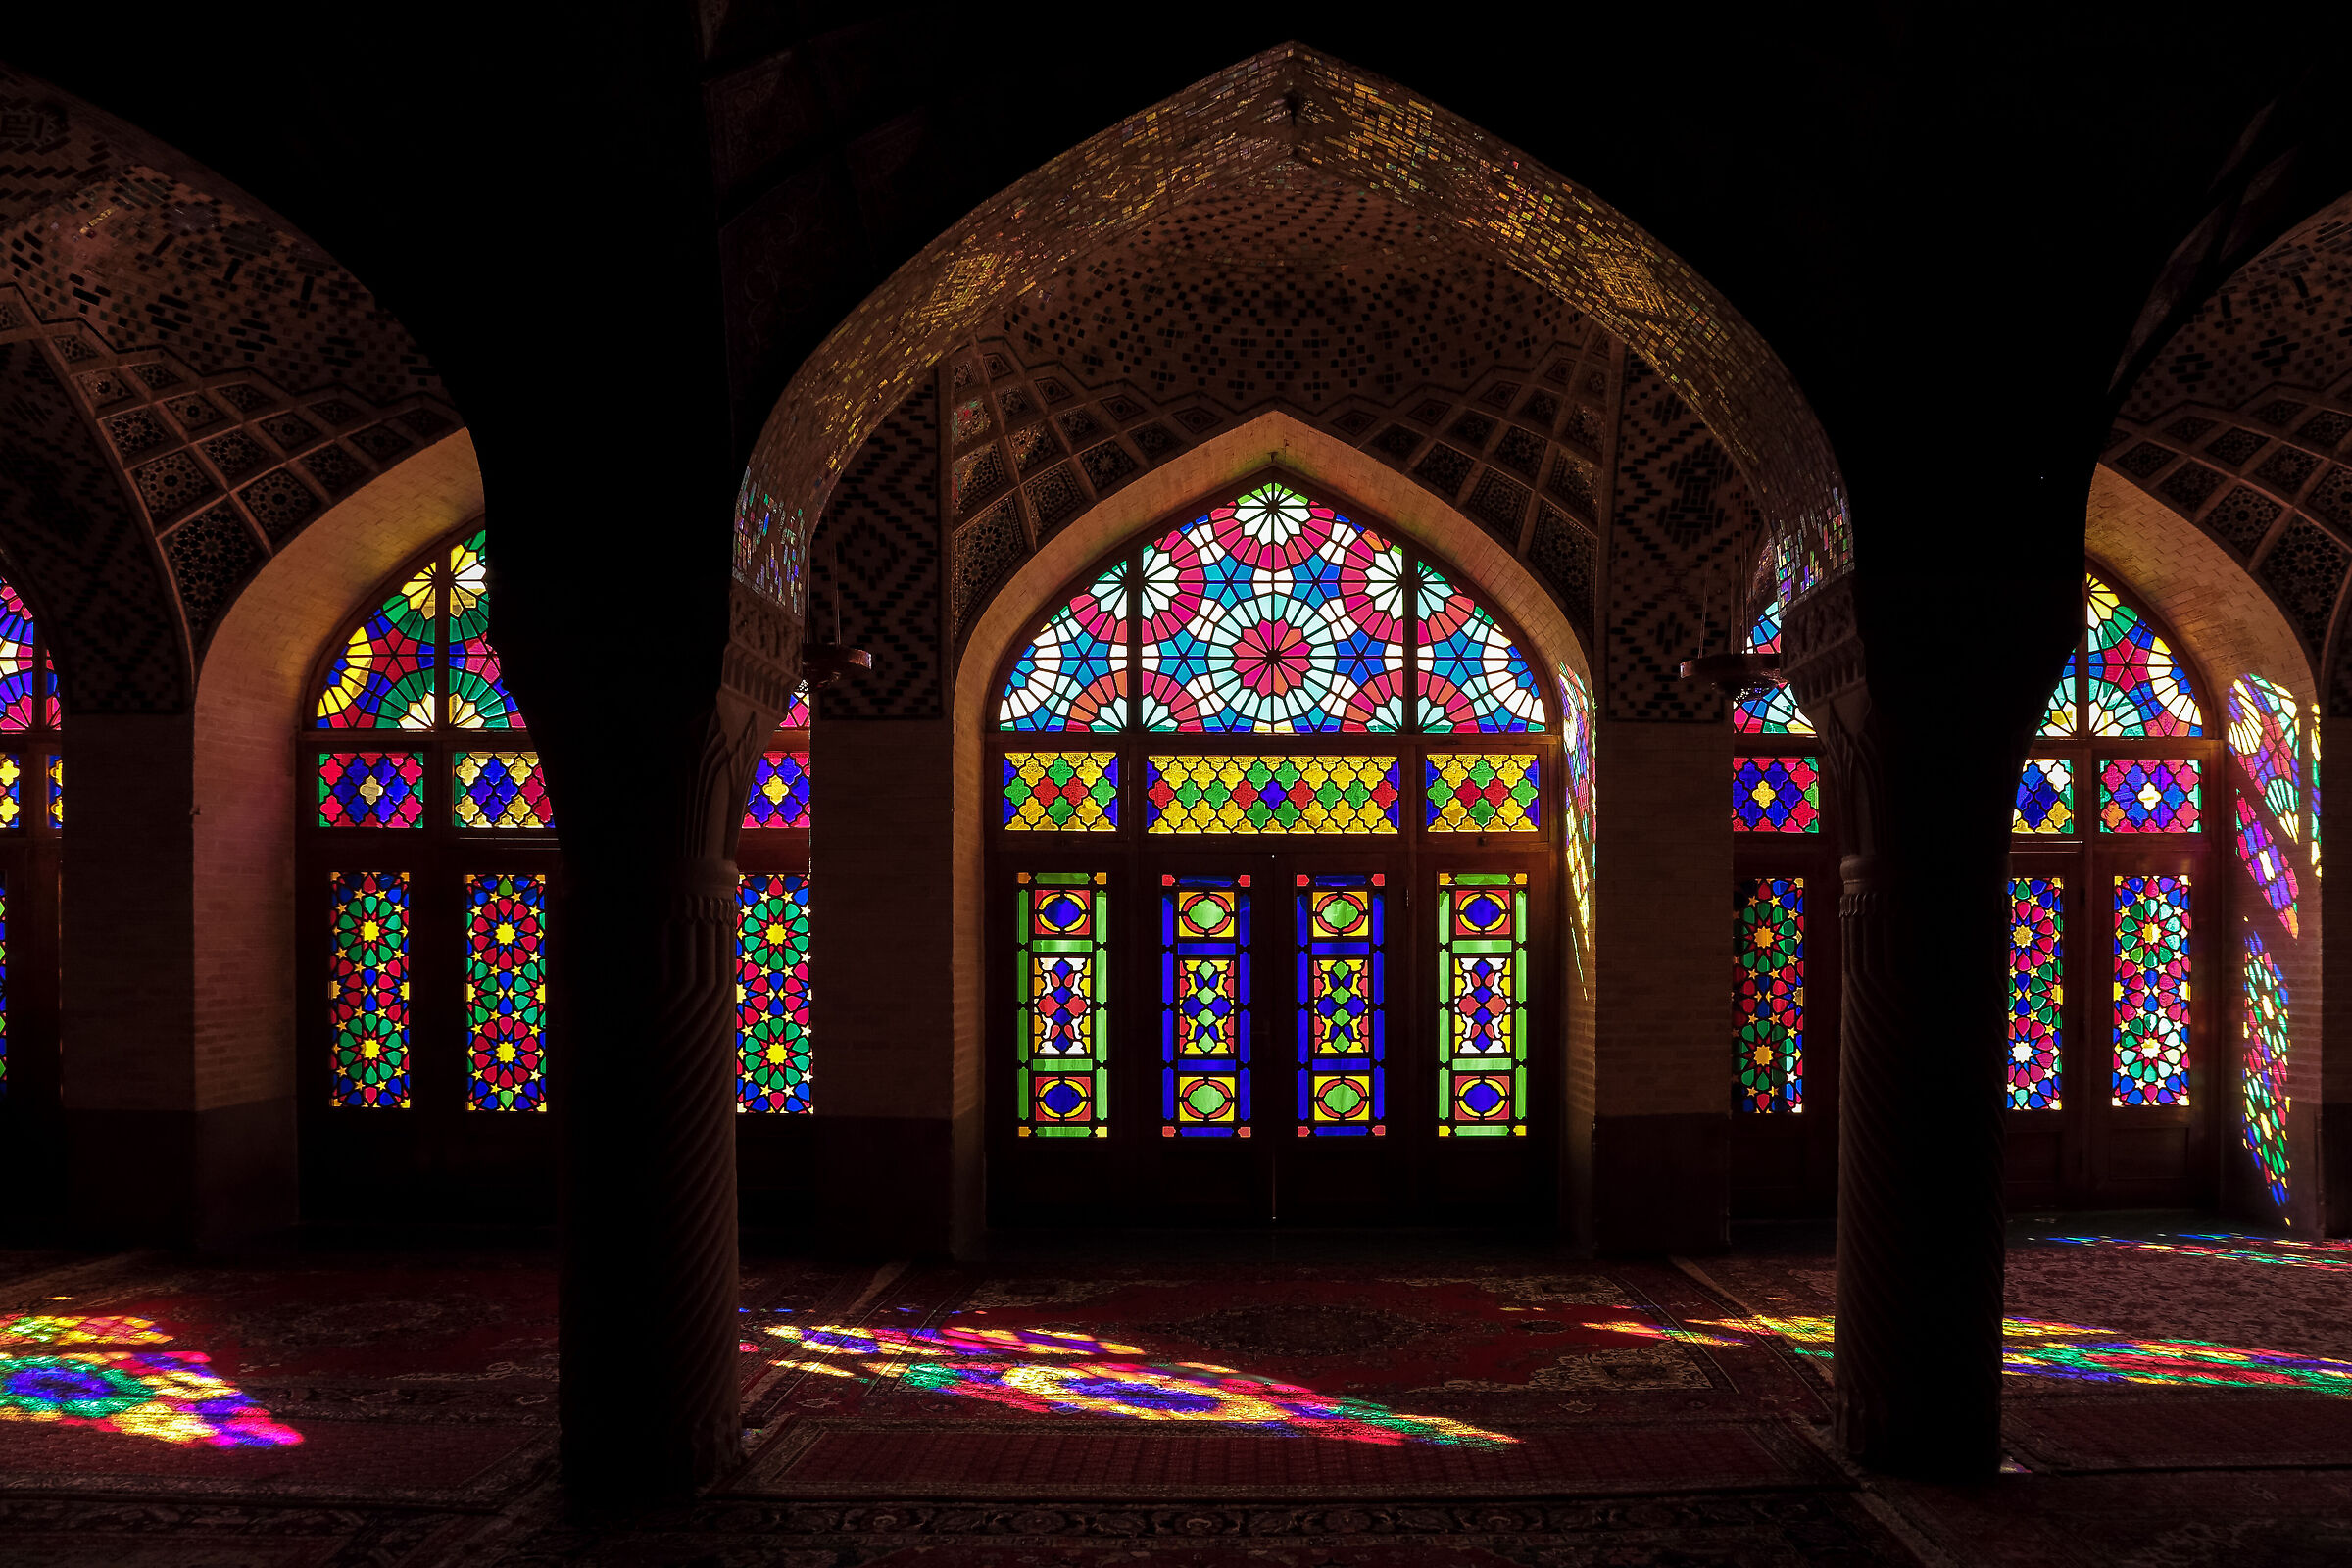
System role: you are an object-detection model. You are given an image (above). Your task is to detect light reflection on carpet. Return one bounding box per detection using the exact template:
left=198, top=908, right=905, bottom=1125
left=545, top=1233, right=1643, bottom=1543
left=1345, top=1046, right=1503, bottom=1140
left=2045, top=1232, right=2352, bottom=1272
left=0, top=1315, right=302, bottom=1447
left=761, top=1321, right=1517, bottom=1448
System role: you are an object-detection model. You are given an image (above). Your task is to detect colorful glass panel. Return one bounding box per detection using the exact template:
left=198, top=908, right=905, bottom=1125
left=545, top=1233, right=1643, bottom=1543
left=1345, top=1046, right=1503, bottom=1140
left=45, top=756, right=60, bottom=829
left=738, top=873, right=812, bottom=1114
left=2099, top=759, right=2200, bottom=834
left=454, top=752, right=555, bottom=829
left=328, top=870, right=410, bottom=1107
left=1002, top=751, right=1118, bottom=831
left=315, top=564, right=435, bottom=729
left=316, top=753, right=424, bottom=828
left=2242, top=932, right=2290, bottom=1210
left=1732, top=601, right=1812, bottom=735
left=2227, top=675, right=2301, bottom=840
left=1002, top=562, right=1130, bottom=731
left=465, top=873, right=547, bottom=1111
left=1734, top=756, right=1820, bottom=833
left=1162, top=874, right=1249, bottom=1136
left=1297, top=874, right=1385, bottom=1136
left=2039, top=649, right=2079, bottom=736
left=1416, top=562, right=1545, bottom=733
left=2086, top=574, right=2203, bottom=736
left=2312, top=706, right=2323, bottom=874
left=2015, top=759, right=2074, bottom=834
left=1736, top=877, right=1804, bottom=1113
left=782, top=681, right=811, bottom=730
left=1561, top=668, right=1595, bottom=940
left=1438, top=871, right=1527, bottom=1134
left=38, top=648, right=57, bottom=731
left=446, top=532, right=523, bottom=729
left=0, top=582, right=35, bottom=733
left=0, top=756, right=20, bottom=830
left=2008, top=877, right=2063, bottom=1109
left=2113, top=874, right=2191, bottom=1105
left=744, top=752, right=811, bottom=829
left=1138, top=483, right=1407, bottom=732
left=1143, top=755, right=1399, bottom=835
left=1424, top=754, right=1542, bottom=832
left=2234, top=797, right=2300, bottom=937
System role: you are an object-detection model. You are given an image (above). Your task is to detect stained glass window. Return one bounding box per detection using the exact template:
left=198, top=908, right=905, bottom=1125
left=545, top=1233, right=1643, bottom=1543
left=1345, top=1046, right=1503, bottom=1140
left=1732, top=601, right=1812, bottom=735
left=1002, top=562, right=1129, bottom=731
left=464, top=873, right=547, bottom=1111
left=1002, top=752, right=1118, bottom=831
left=744, top=752, right=811, bottom=829
left=1143, top=755, right=1399, bottom=835
left=1733, top=757, right=1820, bottom=833
left=1561, top=668, right=1594, bottom=939
left=1417, top=563, right=1545, bottom=733
left=1437, top=871, right=1527, bottom=1134
left=317, top=753, right=425, bottom=828
left=2014, top=759, right=2074, bottom=834
left=2241, top=932, right=2290, bottom=1210
left=2099, top=760, right=2200, bottom=833
left=2008, top=877, right=2062, bottom=1109
left=1297, top=874, right=1384, bottom=1136
left=1424, top=754, right=1542, bottom=832
left=2234, top=798, right=2300, bottom=937
left=2113, top=874, right=2190, bottom=1105
left=0, top=584, right=35, bottom=733
left=454, top=753, right=555, bottom=829
left=445, top=532, right=523, bottom=729
left=2312, top=706, right=2323, bottom=875
left=2086, top=575, right=2203, bottom=736
left=328, top=871, right=410, bottom=1108
left=1139, top=484, right=1407, bottom=733
left=2227, top=675, right=2301, bottom=840
left=738, top=873, right=811, bottom=1114
left=2038, top=649, right=2079, bottom=736
left=1162, top=874, right=1249, bottom=1136
left=1735, top=877, right=1804, bottom=1113
left=316, top=564, right=436, bottom=729
left=45, top=757, right=60, bottom=829
left=0, top=756, right=21, bottom=830
left=782, top=682, right=812, bottom=729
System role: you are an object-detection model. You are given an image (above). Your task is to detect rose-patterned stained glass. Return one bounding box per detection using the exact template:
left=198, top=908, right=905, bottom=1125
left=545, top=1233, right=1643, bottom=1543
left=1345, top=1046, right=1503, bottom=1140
left=1144, top=755, right=1400, bottom=835
left=744, top=752, right=810, bottom=828
left=781, top=681, right=811, bottom=730
left=1560, top=668, right=1595, bottom=940
left=446, top=532, right=523, bottom=729
left=2113, top=874, right=2191, bottom=1106
left=465, top=873, right=547, bottom=1111
left=2099, top=759, right=2201, bottom=834
left=2227, top=675, right=2301, bottom=840
left=1002, top=752, right=1118, bottom=831
left=315, top=562, right=436, bottom=729
left=1297, top=874, right=1385, bottom=1135
left=316, top=753, right=424, bottom=828
left=1732, top=601, right=1812, bottom=735
left=2234, top=798, right=2300, bottom=937
left=454, top=752, right=555, bottom=829
left=738, top=873, right=811, bottom=1114
left=1424, top=754, right=1542, bottom=833
left=2008, top=877, right=2063, bottom=1109
left=1162, top=874, right=1250, bottom=1137
left=1438, top=871, right=1527, bottom=1135
left=1018, top=873, right=1109, bottom=1136
left=0, top=582, right=35, bottom=733
left=328, top=871, right=410, bottom=1108
left=2038, top=649, right=2079, bottom=737
left=1736, top=877, right=1804, bottom=1113
left=1416, top=562, right=1546, bottom=733
left=1001, top=561, right=1130, bottom=731
left=45, top=757, right=60, bottom=829
left=1138, top=483, right=1407, bottom=733
left=2015, top=759, right=2074, bottom=834
left=0, top=756, right=21, bottom=830
left=1734, top=757, right=1820, bottom=833
left=2086, top=574, right=2203, bottom=736
left=2241, top=932, right=2290, bottom=1210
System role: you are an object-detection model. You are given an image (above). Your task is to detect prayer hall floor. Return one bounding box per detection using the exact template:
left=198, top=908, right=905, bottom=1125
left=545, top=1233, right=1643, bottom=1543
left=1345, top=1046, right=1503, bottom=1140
left=2, top=1218, right=2350, bottom=1565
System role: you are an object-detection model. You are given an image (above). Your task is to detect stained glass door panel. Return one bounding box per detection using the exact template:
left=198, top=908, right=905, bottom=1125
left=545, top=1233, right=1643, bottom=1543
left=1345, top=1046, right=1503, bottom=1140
left=1143, top=854, right=1276, bottom=1222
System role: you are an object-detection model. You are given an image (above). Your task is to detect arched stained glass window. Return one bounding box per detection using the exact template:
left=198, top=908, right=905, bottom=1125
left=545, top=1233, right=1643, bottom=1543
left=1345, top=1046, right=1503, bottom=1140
left=2227, top=675, right=2301, bottom=839
left=1417, top=564, right=1544, bottom=733
left=2085, top=574, right=2202, bottom=737
left=1002, top=562, right=1128, bottom=732
left=1732, top=602, right=1812, bottom=736
left=0, top=572, right=63, bottom=1101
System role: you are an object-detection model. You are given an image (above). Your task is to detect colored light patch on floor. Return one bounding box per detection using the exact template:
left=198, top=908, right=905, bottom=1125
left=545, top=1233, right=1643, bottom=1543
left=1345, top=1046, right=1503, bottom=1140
left=2044, top=1234, right=2352, bottom=1272
left=0, top=1316, right=299, bottom=1448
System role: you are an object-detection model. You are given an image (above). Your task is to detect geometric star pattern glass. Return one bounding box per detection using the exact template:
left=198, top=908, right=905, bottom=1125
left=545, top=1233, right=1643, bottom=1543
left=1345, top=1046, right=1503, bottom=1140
left=2039, top=649, right=2080, bottom=736
left=1001, top=562, right=1129, bottom=731
left=2085, top=574, right=2203, bottom=736
left=464, top=873, right=547, bottom=1112
left=2015, top=759, right=2074, bottom=834
left=1437, top=871, right=1527, bottom=1135
left=1734, top=756, right=1820, bottom=833
left=1162, top=875, right=1250, bottom=1136
left=1001, top=752, right=1118, bottom=831
left=315, top=561, right=436, bottom=729
left=1423, top=754, right=1541, bottom=832
left=1417, top=562, right=1546, bottom=733
left=2234, top=797, right=2300, bottom=938
left=2241, top=931, right=2290, bottom=1211
left=2113, top=874, right=2191, bottom=1106
left=1296, top=873, right=1385, bottom=1136
left=316, top=752, right=425, bottom=828
left=743, top=752, right=811, bottom=829
left=1732, top=600, right=1813, bottom=735
left=2099, top=759, right=2200, bottom=834
left=328, top=870, right=411, bottom=1108
left=454, top=753, right=555, bottom=829
left=0, top=582, right=37, bottom=734
left=445, top=532, right=523, bottom=730
left=2227, top=674, right=2301, bottom=841
left=1735, top=876, right=1804, bottom=1113
left=1144, top=755, right=1400, bottom=835
left=1139, top=484, right=1407, bottom=733
left=1018, top=873, right=1110, bottom=1137
left=737, top=873, right=811, bottom=1114
left=2008, top=877, right=2063, bottom=1109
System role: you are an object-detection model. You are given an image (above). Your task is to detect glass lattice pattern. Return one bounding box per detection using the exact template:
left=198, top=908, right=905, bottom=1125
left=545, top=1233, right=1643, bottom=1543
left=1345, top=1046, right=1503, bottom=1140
left=1144, top=755, right=1400, bottom=834
left=1437, top=872, right=1527, bottom=1135
left=1296, top=873, right=1386, bottom=1136
left=1017, top=873, right=1109, bottom=1136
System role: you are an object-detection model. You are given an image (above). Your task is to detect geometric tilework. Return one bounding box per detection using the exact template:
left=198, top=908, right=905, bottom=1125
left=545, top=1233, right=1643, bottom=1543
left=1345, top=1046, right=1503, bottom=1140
left=811, top=383, right=941, bottom=719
